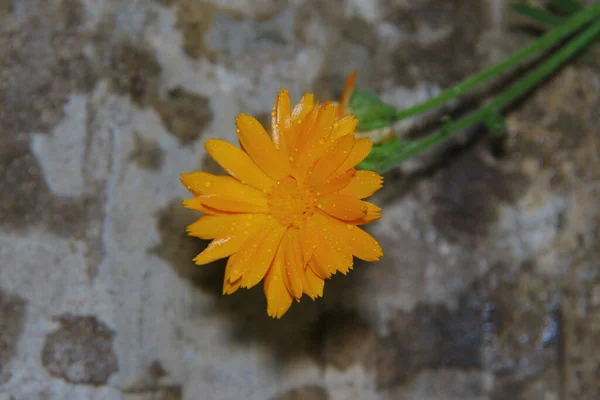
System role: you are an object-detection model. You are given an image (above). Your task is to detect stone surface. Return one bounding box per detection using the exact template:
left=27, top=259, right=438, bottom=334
left=1, top=0, right=599, bottom=399
left=41, top=315, right=118, bottom=385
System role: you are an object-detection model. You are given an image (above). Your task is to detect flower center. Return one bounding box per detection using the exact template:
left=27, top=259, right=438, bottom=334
left=267, top=176, right=316, bottom=228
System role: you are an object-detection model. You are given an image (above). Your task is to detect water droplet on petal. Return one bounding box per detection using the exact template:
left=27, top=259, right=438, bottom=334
left=346, top=224, right=354, bottom=230
left=318, top=139, right=325, bottom=145
left=204, top=181, right=212, bottom=188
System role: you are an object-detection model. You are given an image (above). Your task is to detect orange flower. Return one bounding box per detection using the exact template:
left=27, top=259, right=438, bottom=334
left=181, top=87, right=383, bottom=318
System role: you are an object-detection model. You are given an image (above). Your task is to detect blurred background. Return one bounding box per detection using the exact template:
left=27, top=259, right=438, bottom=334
left=1, top=0, right=599, bottom=399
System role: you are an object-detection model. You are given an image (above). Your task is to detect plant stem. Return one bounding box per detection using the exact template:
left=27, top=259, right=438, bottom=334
left=371, top=18, right=600, bottom=174
left=393, top=2, right=600, bottom=121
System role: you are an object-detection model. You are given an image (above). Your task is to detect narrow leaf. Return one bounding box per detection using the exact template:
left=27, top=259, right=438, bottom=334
left=549, top=0, right=583, bottom=14
left=510, top=3, right=565, bottom=29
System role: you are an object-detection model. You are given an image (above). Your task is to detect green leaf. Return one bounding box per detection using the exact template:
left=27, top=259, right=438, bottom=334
left=510, top=3, right=565, bottom=29
left=549, top=0, right=583, bottom=14
left=348, top=90, right=397, bottom=132
left=357, top=137, right=403, bottom=170
left=482, top=108, right=507, bottom=136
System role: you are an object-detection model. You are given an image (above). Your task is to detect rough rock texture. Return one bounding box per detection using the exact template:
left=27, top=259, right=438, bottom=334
left=1, top=0, right=599, bottom=399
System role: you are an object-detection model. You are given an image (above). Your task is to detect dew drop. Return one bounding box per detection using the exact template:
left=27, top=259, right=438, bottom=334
left=346, top=224, right=353, bottom=230
left=298, top=119, right=303, bottom=124
left=289, top=156, right=293, bottom=161
left=236, top=128, right=240, bottom=133
left=316, top=191, right=321, bottom=196
left=204, top=181, right=212, bottom=188
left=271, top=110, right=276, bottom=117
left=318, top=139, right=325, bottom=145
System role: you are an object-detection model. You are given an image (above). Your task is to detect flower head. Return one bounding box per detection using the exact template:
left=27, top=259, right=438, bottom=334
left=181, top=84, right=383, bottom=318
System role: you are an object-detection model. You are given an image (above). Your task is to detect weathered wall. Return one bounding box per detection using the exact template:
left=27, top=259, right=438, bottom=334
left=1, top=0, right=599, bottom=399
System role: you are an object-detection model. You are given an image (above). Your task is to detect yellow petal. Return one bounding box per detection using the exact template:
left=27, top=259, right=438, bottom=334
left=337, top=170, right=383, bottom=199
left=310, top=134, right=355, bottom=185
left=196, top=194, right=268, bottom=213
left=264, top=249, right=293, bottom=318
left=227, top=217, right=279, bottom=282
left=271, top=89, right=291, bottom=154
left=192, top=215, right=268, bottom=265
left=330, top=115, right=358, bottom=141
left=205, top=139, right=274, bottom=192
left=236, top=114, right=290, bottom=181
left=317, top=193, right=367, bottom=221
left=240, top=224, right=286, bottom=289
left=186, top=214, right=256, bottom=240
left=302, top=266, right=324, bottom=300
left=283, top=229, right=304, bottom=300
left=329, top=219, right=383, bottom=262
left=334, top=138, right=372, bottom=174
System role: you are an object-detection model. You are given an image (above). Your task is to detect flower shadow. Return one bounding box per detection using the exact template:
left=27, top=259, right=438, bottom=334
left=188, top=253, right=369, bottom=364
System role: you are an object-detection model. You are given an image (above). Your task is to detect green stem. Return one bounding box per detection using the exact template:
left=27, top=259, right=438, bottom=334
left=371, top=19, right=600, bottom=174
left=393, top=2, right=600, bottom=121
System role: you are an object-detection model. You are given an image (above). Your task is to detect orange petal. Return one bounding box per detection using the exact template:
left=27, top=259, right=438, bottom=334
left=337, top=170, right=383, bottom=199
left=223, top=253, right=243, bottom=294
left=236, top=114, right=290, bottom=181
left=192, top=215, right=268, bottom=265
left=334, top=138, right=372, bottom=174
left=316, top=169, right=355, bottom=195
left=317, top=193, right=367, bottom=221
left=348, top=201, right=382, bottom=225
left=182, top=197, right=219, bottom=215
left=264, top=249, right=293, bottom=318
left=181, top=172, right=268, bottom=200
left=240, top=224, right=286, bottom=289
left=294, top=102, right=336, bottom=175
left=302, top=266, right=324, bottom=300
left=186, top=214, right=257, bottom=240
left=298, top=220, right=316, bottom=269
left=205, top=139, right=274, bottom=192
left=290, top=93, right=315, bottom=124
left=288, top=93, right=316, bottom=152
left=336, top=70, right=356, bottom=120
left=283, top=229, right=304, bottom=300
left=308, top=257, right=331, bottom=280
left=223, top=277, right=242, bottom=295
left=310, top=134, right=355, bottom=185
left=226, top=217, right=281, bottom=282
left=271, top=89, right=291, bottom=154
left=330, top=115, right=358, bottom=141
left=196, top=194, right=268, bottom=213
left=328, top=219, right=383, bottom=262
left=290, top=105, right=319, bottom=164
left=312, top=212, right=353, bottom=274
